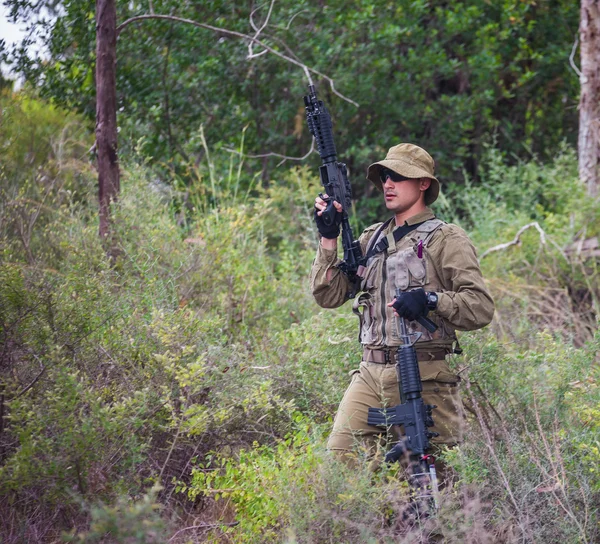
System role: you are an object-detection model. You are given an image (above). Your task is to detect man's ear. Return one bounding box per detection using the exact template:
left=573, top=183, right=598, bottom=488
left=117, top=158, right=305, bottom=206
left=419, top=178, right=432, bottom=192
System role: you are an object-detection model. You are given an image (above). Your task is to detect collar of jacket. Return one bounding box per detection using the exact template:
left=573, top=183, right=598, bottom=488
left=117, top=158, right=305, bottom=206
left=384, top=207, right=436, bottom=234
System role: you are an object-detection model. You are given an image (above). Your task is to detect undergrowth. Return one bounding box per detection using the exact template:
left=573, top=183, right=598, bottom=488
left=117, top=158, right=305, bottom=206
left=1, top=91, right=599, bottom=543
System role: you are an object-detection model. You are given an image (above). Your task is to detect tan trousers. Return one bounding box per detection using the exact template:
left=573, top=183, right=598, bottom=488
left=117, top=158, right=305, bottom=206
left=327, top=358, right=465, bottom=465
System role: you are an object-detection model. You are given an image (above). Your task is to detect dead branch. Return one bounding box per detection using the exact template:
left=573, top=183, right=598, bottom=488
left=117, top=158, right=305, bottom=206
left=569, top=35, right=582, bottom=78
left=248, top=0, right=276, bottom=58
left=479, top=221, right=568, bottom=261
left=168, top=522, right=239, bottom=542
left=116, top=14, right=359, bottom=107
left=223, top=137, right=315, bottom=167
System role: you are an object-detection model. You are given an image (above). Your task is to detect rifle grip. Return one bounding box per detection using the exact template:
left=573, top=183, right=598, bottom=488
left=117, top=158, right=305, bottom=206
left=417, top=316, right=438, bottom=333
left=319, top=194, right=337, bottom=227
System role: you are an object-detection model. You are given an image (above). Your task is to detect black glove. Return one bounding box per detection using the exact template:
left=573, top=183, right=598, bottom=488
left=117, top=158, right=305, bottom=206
left=314, top=202, right=342, bottom=239
left=392, top=288, right=429, bottom=321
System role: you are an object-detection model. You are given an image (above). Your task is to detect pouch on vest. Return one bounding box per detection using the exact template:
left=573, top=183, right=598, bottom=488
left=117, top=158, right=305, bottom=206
left=391, top=247, right=427, bottom=291
left=360, top=256, right=380, bottom=291
left=352, top=292, right=377, bottom=344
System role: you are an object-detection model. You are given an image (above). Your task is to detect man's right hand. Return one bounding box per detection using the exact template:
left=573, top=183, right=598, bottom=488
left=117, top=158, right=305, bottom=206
left=314, top=193, right=343, bottom=239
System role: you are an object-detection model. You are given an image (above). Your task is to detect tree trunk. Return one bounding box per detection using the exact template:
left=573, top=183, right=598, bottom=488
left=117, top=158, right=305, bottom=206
left=579, top=0, right=600, bottom=197
left=96, top=0, right=120, bottom=241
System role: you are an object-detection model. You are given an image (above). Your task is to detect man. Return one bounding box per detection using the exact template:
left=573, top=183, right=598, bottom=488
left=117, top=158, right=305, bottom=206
left=310, top=143, right=494, bottom=476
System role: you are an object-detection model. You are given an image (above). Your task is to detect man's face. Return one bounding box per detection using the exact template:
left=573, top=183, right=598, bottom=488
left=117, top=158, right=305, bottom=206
left=382, top=174, right=430, bottom=214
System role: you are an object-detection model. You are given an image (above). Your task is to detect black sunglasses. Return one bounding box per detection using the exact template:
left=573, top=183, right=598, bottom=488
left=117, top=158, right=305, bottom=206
left=379, top=167, right=411, bottom=183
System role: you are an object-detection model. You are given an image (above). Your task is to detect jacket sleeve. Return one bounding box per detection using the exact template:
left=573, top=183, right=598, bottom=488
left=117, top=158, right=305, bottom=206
left=309, top=245, right=349, bottom=308
left=428, top=224, right=495, bottom=331
left=310, top=223, right=383, bottom=309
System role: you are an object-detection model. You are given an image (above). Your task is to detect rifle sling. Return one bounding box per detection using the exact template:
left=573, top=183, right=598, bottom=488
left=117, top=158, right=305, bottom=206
left=364, top=219, right=426, bottom=262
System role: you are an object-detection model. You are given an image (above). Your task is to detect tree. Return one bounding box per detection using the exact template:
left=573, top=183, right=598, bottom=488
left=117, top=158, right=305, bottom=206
left=4, top=0, right=352, bottom=245
left=4, top=1, right=581, bottom=196
left=578, top=0, right=600, bottom=196
left=96, top=0, right=119, bottom=242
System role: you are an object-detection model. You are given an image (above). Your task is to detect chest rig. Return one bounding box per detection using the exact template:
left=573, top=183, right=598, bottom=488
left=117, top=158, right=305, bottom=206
left=352, top=218, right=457, bottom=348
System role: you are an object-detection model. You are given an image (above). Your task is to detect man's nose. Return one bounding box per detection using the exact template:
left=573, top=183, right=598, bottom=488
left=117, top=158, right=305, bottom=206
left=383, top=176, right=395, bottom=189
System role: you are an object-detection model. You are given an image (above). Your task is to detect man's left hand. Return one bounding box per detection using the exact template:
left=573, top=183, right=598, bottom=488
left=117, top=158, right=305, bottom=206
left=388, top=288, right=429, bottom=321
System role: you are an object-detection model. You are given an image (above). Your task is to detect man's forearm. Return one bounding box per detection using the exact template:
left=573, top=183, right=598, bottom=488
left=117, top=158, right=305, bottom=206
left=310, top=240, right=350, bottom=308
left=320, top=237, right=337, bottom=280
left=320, top=236, right=337, bottom=251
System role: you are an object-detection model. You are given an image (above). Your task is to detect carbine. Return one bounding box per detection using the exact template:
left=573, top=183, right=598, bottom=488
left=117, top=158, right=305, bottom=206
left=303, top=84, right=364, bottom=297
left=368, top=288, right=440, bottom=511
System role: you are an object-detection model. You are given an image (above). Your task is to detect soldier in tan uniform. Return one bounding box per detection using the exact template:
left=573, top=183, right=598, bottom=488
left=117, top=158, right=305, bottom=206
left=311, top=143, right=494, bottom=474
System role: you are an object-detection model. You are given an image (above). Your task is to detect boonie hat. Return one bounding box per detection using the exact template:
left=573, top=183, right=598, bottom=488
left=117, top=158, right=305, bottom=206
left=367, top=143, right=440, bottom=205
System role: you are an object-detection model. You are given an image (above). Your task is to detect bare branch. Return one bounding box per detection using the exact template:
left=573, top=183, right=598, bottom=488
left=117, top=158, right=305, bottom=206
left=464, top=377, right=521, bottom=514
left=168, top=522, right=239, bottom=542
left=223, top=137, right=315, bottom=167
left=116, top=14, right=358, bottom=106
left=248, top=0, right=276, bottom=58
left=281, top=9, right=310, bottom=31
left=16, top=351, right=46, bottom=398
left=569, top=35, right=582, bottom=78
left=479, top=221, right=568, bottom=261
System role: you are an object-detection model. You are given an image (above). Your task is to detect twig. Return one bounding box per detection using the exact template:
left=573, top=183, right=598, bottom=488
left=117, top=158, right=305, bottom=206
left=223, top=138, right=315, bottom=167
left=159, top=422, right=182, bottom=483
left=479, top=221, right=568, bottom=261
left=532, top=394, right=589, bottom=543
left=464, top=377, right=520, bottom=513
left=168, top=522, right=239, bottom=541
left=281, top=9, right=310, bottom=30
left=569, top=35, right=582, bottom=78
left=116, top=14, right=359, bottom=107
left=248, top=0, right=276, bottom=58
left=15, top=352, right=46, bottom=398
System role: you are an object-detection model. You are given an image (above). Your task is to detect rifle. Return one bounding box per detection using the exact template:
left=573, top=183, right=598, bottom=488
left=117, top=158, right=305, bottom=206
left=303, top=84, right=364, bottom=296
left=303, top=84, right=439, bottom=335
left=368, top=288, right=440, bottom=511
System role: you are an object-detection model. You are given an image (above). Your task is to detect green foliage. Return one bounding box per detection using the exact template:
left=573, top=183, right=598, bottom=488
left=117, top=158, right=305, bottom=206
left=185, top=419, right=386, bottom=543
left=1, top=90, right=599, bottom=542
left=187, top=421, right=319, bottom=541
left=4, top=0, right=579, bottom=191
left=65, top=484, right=166, bottom=543
left=438, top=146, right=599, bottom=347
left=444, top=327, right=600, bottom=542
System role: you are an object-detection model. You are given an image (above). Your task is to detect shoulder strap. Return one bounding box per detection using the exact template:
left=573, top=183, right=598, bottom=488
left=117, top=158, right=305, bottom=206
left=416, top=218, right=445, bottom=248
left=364, top=218, right=393, bottom=261
left=365, top=220, right=425, bottom=261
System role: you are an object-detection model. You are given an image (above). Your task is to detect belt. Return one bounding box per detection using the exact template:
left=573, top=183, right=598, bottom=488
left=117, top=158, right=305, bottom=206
left=363, top=347, right=447, bottom=364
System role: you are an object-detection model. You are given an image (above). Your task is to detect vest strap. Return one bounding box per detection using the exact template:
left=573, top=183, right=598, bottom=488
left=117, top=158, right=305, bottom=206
left=365, top=219, right=425, bottom=261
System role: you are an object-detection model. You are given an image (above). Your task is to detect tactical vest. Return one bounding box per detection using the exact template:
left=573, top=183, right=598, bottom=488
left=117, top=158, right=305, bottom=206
left=352, top=218, right=458, bottom=349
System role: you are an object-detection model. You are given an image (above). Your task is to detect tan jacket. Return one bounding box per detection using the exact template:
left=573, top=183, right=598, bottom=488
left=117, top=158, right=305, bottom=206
left=310, top=208, right=494, bottom=351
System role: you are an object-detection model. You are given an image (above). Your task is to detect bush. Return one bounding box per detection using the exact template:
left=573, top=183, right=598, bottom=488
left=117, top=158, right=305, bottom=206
left=1, top=90, right=599, bottom=542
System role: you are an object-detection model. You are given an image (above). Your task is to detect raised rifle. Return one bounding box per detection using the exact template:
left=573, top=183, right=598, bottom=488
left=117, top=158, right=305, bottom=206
left=368, top=288, right=440, bottom=510
left=303, top=85, right=439, bottom=335
left=303, top=84, right=364, bottom=297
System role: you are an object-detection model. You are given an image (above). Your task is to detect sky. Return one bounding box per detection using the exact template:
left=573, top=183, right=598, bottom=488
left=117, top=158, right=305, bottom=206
left=1, top=4, right=27, bottom=80
left=1, top=4, right=27, bottom=49
left=1, top=4, right=52, bottom=85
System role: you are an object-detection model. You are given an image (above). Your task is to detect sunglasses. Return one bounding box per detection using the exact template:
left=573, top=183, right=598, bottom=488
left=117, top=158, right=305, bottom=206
left=379, top=167, right=411, bottom=183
